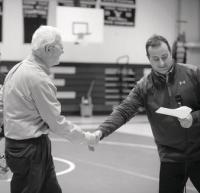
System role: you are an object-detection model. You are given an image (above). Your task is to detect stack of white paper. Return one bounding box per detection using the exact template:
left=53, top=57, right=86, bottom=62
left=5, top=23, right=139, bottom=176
left=155, top=106, right=192, bottom=119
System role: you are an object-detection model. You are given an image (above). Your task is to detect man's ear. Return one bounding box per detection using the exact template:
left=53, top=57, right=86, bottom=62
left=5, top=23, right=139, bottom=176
left=45, top=45, right=53, bottom=53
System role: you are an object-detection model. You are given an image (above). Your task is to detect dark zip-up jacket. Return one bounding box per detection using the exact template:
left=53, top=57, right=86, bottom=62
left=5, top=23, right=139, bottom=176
left=98, top=63, right=200, bottom=162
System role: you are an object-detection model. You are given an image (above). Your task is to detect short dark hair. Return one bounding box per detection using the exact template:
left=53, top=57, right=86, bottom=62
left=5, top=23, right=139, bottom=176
left=145, top=34, right=171, bottom=58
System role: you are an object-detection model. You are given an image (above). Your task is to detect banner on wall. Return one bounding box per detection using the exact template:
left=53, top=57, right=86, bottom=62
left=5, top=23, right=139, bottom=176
left=57, top=0, right=136, bottom=27
left=102, top=0, right=135, bottom=4
left=102, top=4, right=135, bottom=26
left=57, top=0, right=96, bottom=8
left=23, top=0, right=48, bottom=43
left=0, top=0, right=3, bottom=42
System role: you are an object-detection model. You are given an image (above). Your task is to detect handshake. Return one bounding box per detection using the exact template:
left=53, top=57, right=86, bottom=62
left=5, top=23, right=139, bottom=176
left=84, top=130, right=102, bottom=151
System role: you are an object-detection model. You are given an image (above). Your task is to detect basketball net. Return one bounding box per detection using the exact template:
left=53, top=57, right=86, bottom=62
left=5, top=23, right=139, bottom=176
left=74, top=33, right=85, bottom=45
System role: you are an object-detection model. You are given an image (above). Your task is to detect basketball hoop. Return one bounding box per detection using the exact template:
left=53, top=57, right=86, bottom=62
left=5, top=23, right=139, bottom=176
left=72, top=21, right=91, bottom=45
left=74, top=32, right=91, bottom=45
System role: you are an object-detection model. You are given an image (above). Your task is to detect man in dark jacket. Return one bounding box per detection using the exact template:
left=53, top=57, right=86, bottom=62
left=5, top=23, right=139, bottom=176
left=91, top=34, right=200, bottom=193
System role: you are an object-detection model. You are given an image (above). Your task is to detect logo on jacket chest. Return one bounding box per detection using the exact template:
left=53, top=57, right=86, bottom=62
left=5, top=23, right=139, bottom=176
left=179, top=80, right=186, bottom=86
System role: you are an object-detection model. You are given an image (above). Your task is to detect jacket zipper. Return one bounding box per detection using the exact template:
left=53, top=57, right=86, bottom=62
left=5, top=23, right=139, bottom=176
left=166, top=74, right=172, bottom=97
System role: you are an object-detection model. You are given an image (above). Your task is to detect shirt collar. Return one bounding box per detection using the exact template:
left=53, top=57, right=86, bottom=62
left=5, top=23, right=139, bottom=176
left=26, top=54, right=51, bottom=75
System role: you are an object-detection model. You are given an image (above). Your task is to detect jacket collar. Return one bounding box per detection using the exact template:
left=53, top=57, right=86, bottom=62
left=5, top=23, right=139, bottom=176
left=151, top=62, right=176, bottom=89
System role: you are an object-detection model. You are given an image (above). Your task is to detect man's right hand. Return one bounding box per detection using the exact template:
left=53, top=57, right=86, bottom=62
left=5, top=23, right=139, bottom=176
left=84, top=130, right=102, bottom=151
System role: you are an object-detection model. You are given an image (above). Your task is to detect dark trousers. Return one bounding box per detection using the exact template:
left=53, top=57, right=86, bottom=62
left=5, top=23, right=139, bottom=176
left=5, top=135, right=62, bottom=193
left=159, top=161, right=200, bottom=193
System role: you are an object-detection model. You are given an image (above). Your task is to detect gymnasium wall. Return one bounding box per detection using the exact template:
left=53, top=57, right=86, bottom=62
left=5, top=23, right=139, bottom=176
left=0, top=60, right=150, bottom=115
left=0, top=0, right=199, bottom=115
left=0, top=0, right=179, bottom=63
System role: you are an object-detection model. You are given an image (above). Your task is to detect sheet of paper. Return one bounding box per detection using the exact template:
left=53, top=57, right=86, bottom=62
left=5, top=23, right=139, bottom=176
left=155, top=106, right=192, bottom=119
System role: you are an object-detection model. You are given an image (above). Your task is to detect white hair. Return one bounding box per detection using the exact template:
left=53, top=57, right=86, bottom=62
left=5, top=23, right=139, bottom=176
left=31, top=25, right=62, bottom=51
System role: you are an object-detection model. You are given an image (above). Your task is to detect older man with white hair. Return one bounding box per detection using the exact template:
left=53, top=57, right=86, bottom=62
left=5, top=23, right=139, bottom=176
left=0, top=25, right=100, bottom=193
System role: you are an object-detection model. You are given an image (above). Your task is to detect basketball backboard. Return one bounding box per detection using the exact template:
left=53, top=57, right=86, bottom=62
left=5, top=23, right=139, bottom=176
left=56, top=6, right=104, bottom=44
